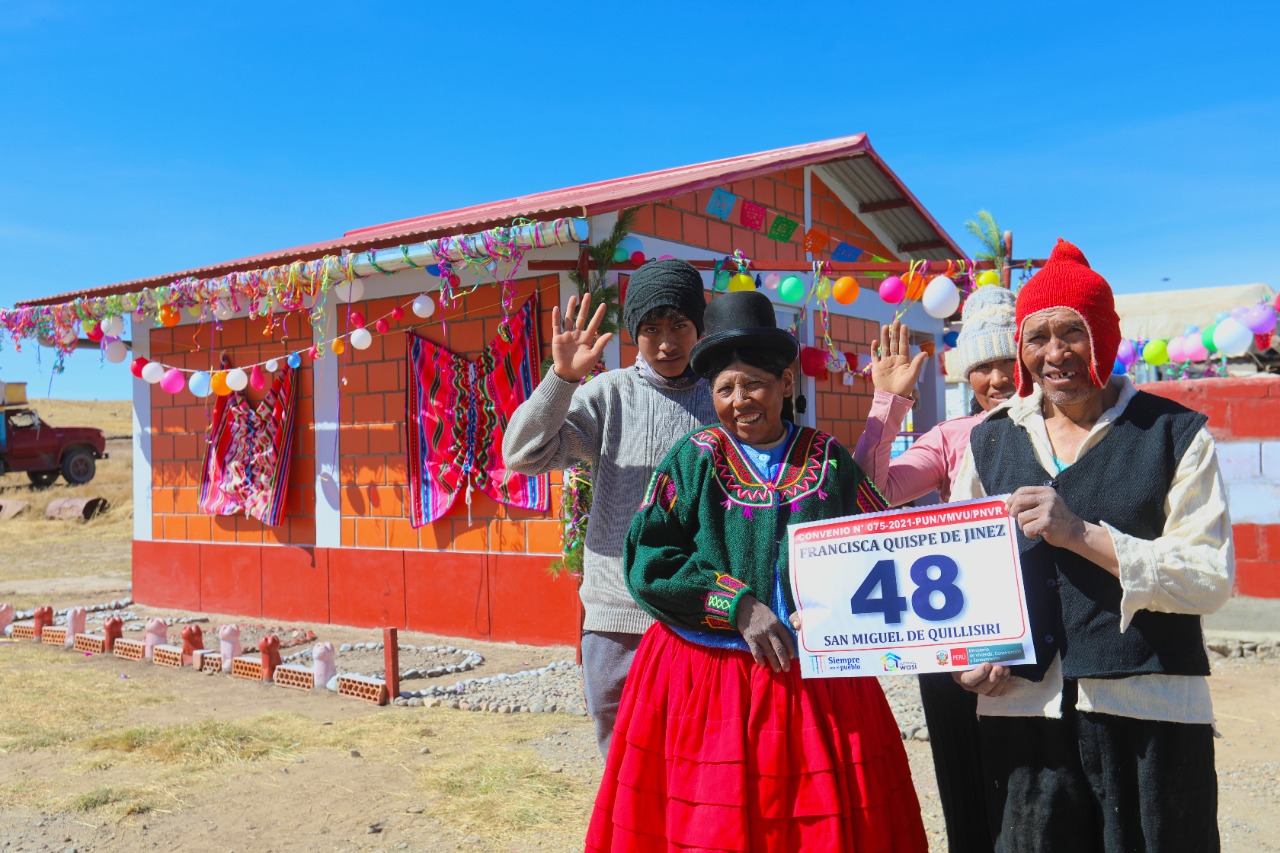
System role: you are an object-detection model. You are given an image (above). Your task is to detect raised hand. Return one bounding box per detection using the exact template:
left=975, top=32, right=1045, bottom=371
left=550, top=292, right=614, bottom=383
left=870, top=319, right=929, bottom=399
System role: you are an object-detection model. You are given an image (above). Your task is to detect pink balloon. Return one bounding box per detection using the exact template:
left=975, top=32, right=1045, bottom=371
left=1184, top=337, right=1209, bottom=362
left=1166, top=335, right=1187, bottom=363
left=160, top=368, right=186, bottom=394
left=249, top=364, right=267, bottom=390
left=879, top=276, right=906, bottom=304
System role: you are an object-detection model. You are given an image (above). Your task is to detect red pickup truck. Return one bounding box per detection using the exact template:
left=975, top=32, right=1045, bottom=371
left=0, top=406, right=109, bottom=486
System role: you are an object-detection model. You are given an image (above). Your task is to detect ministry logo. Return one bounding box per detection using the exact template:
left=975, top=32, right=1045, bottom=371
left=809, top=655, right=824, bottom=673
left=880, top=652, right=902, bottom=672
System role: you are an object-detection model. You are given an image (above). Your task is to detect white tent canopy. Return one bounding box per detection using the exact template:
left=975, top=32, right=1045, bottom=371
left=1114, top=283, right=1275, bottom=342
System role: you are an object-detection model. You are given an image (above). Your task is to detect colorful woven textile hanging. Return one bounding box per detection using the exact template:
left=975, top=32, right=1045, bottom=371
left=198, top=363, right=297, bottom=526
left=406, top=293, right=548, bottom=526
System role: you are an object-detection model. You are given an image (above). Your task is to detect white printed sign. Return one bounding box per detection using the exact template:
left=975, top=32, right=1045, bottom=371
left=789, top=496, right=1035, bottom=679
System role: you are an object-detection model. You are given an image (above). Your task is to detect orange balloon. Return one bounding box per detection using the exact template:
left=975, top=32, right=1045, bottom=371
left=832, top=276, right=860, bottom=305
left=159, top=305, right=180, bottom=327
left=331, top=337, right=346, bottom=355
left=920, top=341, right=936, bottom=357
left=902, top=271, right=926, bottom=301
left=210, top=371, right=232, bottom=396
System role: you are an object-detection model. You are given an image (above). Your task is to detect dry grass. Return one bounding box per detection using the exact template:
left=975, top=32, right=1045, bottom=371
left=1, top=399, right=134, bottom=600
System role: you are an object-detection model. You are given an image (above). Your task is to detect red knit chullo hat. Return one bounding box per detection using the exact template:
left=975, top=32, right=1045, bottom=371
left=1014, top=239, right=1120, bottom=397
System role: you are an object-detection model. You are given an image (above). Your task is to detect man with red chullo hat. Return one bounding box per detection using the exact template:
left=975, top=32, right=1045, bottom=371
left=948, top=239, right=1233, bottom=852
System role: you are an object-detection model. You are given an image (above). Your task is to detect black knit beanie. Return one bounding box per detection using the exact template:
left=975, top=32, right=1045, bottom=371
left=623, top=259, right=707, bottom=342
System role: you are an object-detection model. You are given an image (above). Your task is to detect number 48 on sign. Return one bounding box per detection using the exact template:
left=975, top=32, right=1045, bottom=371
left=788, top=497, right=1036, bottom=678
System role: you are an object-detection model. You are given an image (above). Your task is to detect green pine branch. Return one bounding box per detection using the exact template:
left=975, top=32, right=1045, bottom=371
left=568, top=207, right=638, bottom=335
left=962, top=210, right=1007, bottom=267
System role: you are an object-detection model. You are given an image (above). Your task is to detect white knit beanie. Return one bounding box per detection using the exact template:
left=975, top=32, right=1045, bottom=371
left=946, top=286, right=1017, bottom=377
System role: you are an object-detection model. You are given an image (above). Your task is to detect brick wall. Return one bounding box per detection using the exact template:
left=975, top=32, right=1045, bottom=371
left=148, top=317, right=316, bottom=547
left=335, top=274, right=565, bottom=557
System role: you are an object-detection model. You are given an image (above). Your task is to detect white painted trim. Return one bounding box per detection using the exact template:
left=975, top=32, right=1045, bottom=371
left=132, top=317, right=153, bottom=542
left=313, top=307, right=341, bottom=548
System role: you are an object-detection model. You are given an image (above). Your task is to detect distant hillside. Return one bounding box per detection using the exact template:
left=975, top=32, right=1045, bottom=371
left=24, top=399, right=133, bottom=438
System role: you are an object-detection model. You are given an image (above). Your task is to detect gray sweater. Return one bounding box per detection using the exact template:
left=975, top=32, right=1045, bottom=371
left=502, top=365, right=717, bottom=634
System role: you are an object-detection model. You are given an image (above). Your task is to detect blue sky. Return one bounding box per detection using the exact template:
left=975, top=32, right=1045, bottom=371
left=2, top=1, right=1276, bottom=400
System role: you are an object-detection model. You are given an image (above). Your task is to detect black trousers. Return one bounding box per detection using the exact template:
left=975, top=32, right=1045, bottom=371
left=979, top=680, right=1219, bottom=853
left=918, top=673, right=994, bottom=853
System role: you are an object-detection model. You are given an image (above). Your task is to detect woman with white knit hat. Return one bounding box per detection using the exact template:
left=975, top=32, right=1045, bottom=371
left=850, top=283, right=1018, bottom=853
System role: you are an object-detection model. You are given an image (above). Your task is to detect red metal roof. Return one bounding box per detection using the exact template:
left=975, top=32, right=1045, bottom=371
left=20, top=134, right=963, bottom=307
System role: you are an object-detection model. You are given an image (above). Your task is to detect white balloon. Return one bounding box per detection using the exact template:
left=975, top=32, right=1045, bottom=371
left=225, top=368, right=249, bottom=391
left=104, top=338, right=128, bottom=363
left=264, top=359, right=279, bottom=373
left=334, top=280, right=365, bottom=304
left=1212, top=317, right=1254, bottom=357
left=921, top=276, right=961, bottom=319
left=100, top=315, right=124, bottom=337
left=350, top=328, right=373, bottom=350
left=214, top=299, right=235, bottom=321
left=412, top=294, right=436, bottom=318
left=141, top=361, right=167, bottom=384
left=60, top=327, right=78, bottom=346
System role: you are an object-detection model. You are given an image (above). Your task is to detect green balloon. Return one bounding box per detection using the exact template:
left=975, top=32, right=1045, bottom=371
left=713, top=270, right=731, bottom=291
left=1142, top=339, right=1169, bottom=366
left=613, top=245, right=630, bottom=263
left=1201, top=324, right=1218, bottom=353
left=779, top=275, right=806, bottom=304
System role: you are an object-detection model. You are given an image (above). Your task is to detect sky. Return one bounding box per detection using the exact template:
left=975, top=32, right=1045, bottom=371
left=1, top=1, right=1277, bottom=400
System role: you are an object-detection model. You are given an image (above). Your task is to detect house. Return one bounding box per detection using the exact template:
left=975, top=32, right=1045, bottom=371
left=19, top=134, right=967, bottom=643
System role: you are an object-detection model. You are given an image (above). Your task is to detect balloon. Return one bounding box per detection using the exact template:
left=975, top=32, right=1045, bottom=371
left=141, top=361, right=166, bottom=384
left=922, top=276, right=961, bottom=319
left=878, top=276, right=905, bottom=304
left=160, top=368, right=186, bottom=394
left=60, top=327, right=78, bottom=346
left=100, top=315, right=124, bottom=337
left=1113, top=358, right=1127, bottom=375
left=763, top=273, right=781, bottom=291
left=390, top=306, right=404, bottom=320
left=334, top=280, right=365, bottom=303
left=1184, top=324, right=1200, bottom=336
left=1242, top=304, right=1278, bottom=335
left=214, top=299, right=234, bottom=321
left=613, top=246, right=629, bottom=263
left=1213, top=317, right=1254, bottom=357
left=901, top=271, right=926, bottom=301
left=375, top=318, right=390, bottom=334
left=412, top=294, right=435, bottom=318
left=1215, top=310, right=1230, bottom=323
left=616, top=236, right=644, bottom=260
left=131, top=357, right=149, bottom=378
left=349, top=311, right=366, bottom=329
left=226, top=368, right=249, bottom=392
left=832, top=276, right=859, bottom=304
left=250, top=364, right=267, bottom=390
left=1201, top=325, right=1218, bottom=353
left=799, top=346, right=829, bottom=378
left=728, top=273, right=756, bottom=292
left=943, top=330, right=959, bottom=348
left=713, top=270, right=732, bottom=292
left=448, top=273, right=461, bottom=287
left=1184, top=337, right=1209, bottom=362
left=188, top=371, right=212, bottom=397
left=350, top=328, right=373, bottom=350
left=331, top=337, right=346, bottom=355
left=426, top=264, right=441, bottom=277
left=630, top=251, right=645, bottom=265
left=1166, top=335, right=1187, bottom=363
left=286, top=352, right=302, bottom=369
left=159, top=305, right=180, bottom=327
left=1116, top=339, right=1137, bottom=367
left=211, top=371, right=231, bottom=396
left=779, top=275, right=806, bottom=304
left=1142, top=339, right=1169, bottom=366
left=814, top=279, right=832, bottom=301
left=103, top=338, right=128, bottom=364
left=265, top=359, right=279, bottom=372
left=920, top=341, right=936, bottom=357
left=85, top=322, right=104, bottom=343
left=976, top=270, right=1001, bottom=287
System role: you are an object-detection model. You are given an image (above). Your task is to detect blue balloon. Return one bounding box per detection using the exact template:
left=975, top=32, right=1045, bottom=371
left=943, top=330, right=960, bottom=348
left=1112, top=358, right=1127, bottom=375
left=188, top=371, right=212, bottom=397
left=426, top=264, right=441, bottom=277
left=1184, top=324, right=1200, bottom=335
left=287, top=352, right=302, bottom=369
left=1214, top=311, right=1230, bottom=323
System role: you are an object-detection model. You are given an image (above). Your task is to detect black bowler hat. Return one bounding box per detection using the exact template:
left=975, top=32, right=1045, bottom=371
left=689, top=291, right=799, bottom=378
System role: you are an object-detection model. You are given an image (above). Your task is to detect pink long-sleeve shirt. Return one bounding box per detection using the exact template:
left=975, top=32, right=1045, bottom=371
left=852, top=389, right=982, bottom=506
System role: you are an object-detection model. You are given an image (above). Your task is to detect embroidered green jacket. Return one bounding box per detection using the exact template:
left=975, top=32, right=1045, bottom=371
left=624, top=424, right=885, bottom=634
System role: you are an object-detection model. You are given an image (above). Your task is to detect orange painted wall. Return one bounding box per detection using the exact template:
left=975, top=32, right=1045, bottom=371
left=148, top=316, right=317, bottom=547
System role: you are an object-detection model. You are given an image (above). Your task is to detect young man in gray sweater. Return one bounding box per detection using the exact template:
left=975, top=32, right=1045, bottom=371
left=503, top=259, right=716, bottom=756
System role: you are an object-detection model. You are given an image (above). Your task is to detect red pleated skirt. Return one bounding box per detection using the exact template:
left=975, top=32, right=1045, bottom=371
left=585, top=624, right=928, bottom=852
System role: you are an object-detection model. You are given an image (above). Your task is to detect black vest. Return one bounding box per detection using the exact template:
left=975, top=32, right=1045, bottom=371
left=970, top=391, right=1210, bottom=681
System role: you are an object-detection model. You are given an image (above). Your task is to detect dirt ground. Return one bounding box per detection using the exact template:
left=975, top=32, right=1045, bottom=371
left=1, top=401, right=1278, bottom=851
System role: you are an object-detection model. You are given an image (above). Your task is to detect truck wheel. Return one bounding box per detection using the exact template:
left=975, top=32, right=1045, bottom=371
left=27, top=470, right=59, bottom=487
left=61, top=449, right=96, bottom=485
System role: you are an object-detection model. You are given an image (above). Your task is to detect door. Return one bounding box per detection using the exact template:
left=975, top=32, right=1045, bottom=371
left=4, top=411, right=57, bottom=471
